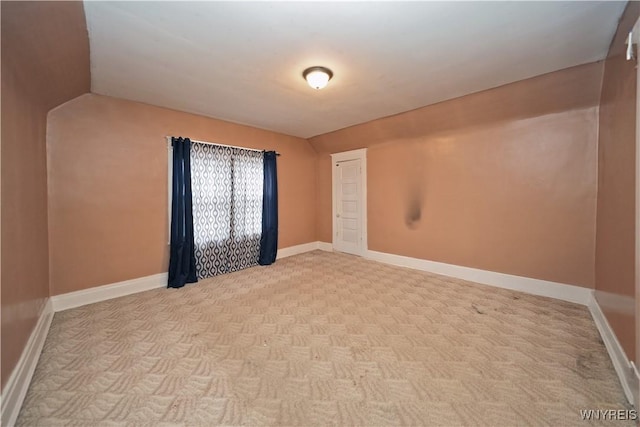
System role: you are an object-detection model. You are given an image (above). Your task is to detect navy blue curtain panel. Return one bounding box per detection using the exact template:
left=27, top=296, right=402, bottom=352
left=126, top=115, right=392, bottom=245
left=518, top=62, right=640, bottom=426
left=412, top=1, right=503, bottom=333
left=258, top=151, right=278, bottom=265
left=168, top=137, right=198, bottom=288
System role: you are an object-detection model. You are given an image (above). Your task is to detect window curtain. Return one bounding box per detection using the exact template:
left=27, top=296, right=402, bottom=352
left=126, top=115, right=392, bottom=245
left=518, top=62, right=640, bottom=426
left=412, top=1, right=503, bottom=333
left=259, top=151, right=278, bottom=265
left=167, top=137, right=198, bottom=288
left=191, top=143, right=264, bottom=278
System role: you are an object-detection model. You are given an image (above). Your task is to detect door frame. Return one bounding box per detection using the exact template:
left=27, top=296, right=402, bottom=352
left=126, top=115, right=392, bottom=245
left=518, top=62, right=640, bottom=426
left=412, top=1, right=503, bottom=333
left=634, top=17, right=640, bottom=412
left=331, top=148, right=367, bottom=256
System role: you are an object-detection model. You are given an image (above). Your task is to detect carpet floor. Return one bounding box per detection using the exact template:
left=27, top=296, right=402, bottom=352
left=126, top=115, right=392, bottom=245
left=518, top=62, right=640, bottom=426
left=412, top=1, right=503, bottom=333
left=17, top=250, right=632, bottom=426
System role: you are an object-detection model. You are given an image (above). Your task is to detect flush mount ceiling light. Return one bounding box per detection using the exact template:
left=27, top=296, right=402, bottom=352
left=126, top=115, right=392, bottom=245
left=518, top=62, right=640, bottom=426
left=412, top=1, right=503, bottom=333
left=302, top=66, right=333, bottom=90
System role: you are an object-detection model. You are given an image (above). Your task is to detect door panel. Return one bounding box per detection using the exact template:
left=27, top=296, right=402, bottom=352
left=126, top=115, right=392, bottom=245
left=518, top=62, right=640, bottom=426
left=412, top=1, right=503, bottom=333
left=334, top=158, right=362, bottom=255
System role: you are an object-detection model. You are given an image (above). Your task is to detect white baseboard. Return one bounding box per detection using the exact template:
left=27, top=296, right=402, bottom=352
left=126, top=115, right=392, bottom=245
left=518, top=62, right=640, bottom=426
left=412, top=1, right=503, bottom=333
left=277, top=241, right=333, bottom=258
left=52, top=241, right=327, bottom=312
left=294, top=243, right=591, bottom=306
left=276, top=242, right=322, bottom=259
left=366, top=250, right=592, bottom=306
left=593, top=290, right=635, bottom=316
left=316, top=241, right=333, bottom=252
left=1, top=299, right=54, bottom=427
left=51, top=273, right=167, bottom=312
left=53, top=242, right=327, bottom=312
left=588, top=294, right=637, bottom=405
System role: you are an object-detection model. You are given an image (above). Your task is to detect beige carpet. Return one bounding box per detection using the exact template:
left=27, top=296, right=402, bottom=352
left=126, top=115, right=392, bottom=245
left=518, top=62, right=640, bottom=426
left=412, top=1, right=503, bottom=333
left=17, top=251, right=632, bottom=426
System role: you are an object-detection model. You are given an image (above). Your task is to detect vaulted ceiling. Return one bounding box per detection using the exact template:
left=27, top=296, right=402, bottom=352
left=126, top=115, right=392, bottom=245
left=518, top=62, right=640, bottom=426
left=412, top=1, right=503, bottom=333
left=84, top=1, right=627, bottom=138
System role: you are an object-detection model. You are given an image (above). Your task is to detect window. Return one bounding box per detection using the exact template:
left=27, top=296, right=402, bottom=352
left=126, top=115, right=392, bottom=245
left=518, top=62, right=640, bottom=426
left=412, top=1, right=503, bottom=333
left=169, top=140, right=264, bottom=277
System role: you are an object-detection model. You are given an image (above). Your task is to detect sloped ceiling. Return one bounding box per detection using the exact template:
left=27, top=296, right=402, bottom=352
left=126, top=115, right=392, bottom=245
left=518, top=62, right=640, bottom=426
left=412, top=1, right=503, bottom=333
left=85, top=1, right=626, bottom=138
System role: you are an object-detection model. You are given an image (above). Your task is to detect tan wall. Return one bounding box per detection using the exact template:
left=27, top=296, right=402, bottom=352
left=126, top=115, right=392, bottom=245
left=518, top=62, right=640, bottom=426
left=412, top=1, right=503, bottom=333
left=1, top=1, right=90, bottom=389
left=595, top=1, right=639, bottom=362
left=311, top=62, right=602, bottom=288
left=47, top=94, right=317, bottom=296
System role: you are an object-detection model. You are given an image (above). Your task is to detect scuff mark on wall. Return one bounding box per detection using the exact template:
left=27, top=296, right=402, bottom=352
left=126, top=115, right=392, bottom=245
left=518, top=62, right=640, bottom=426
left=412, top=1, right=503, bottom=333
left=404, top=144, right=426, bottom=230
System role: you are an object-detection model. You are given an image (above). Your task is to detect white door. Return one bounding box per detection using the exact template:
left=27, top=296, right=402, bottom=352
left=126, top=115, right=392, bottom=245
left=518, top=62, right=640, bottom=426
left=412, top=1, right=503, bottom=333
left=334, top=158, right=362, bottom=255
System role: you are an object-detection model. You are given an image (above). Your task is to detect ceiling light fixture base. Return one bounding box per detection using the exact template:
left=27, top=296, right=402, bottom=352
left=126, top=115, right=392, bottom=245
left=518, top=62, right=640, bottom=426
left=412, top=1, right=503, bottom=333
left=302, top=66, right=333, bottom=90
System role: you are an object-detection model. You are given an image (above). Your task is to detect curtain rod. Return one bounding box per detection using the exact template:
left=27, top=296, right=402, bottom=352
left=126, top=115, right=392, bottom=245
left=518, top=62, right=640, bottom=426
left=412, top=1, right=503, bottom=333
left=166, top=136, right=280, bottom=156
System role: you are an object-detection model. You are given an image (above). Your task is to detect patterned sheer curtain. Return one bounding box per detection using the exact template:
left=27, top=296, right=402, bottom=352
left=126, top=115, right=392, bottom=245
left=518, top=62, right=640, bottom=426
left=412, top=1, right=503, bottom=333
left=190, top=143, right=264, bottom=278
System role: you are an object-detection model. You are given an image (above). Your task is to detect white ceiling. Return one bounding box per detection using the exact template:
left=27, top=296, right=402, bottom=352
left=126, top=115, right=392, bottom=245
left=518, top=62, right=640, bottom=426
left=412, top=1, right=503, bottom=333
left=84, top=1, right=626, bottom=139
